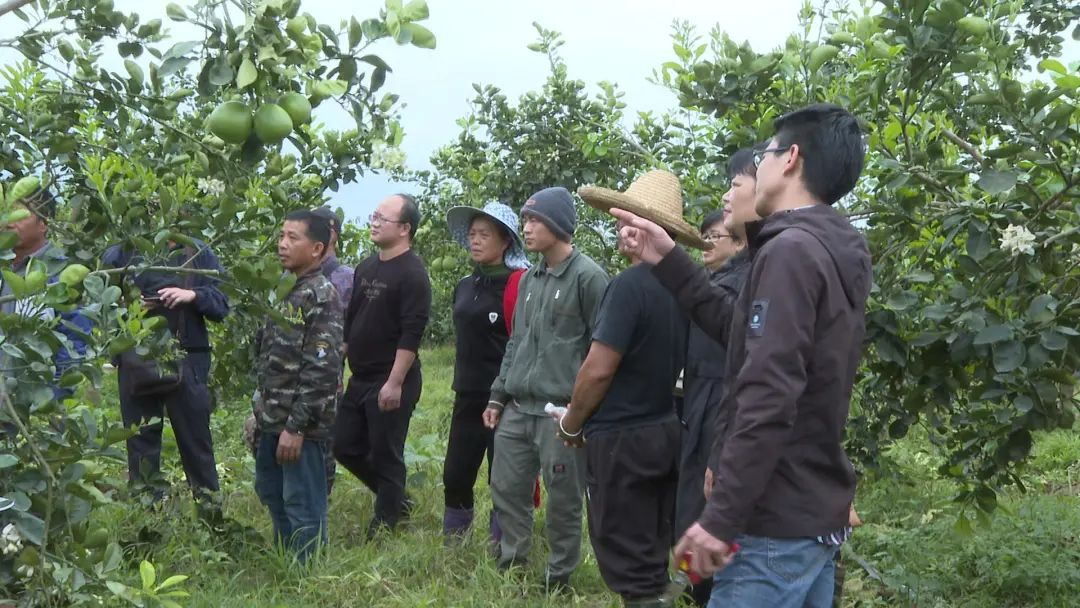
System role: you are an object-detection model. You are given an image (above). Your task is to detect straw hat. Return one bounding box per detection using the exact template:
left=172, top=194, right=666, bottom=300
left=578, top=170, right=710, bottom=250
left=445, top=201, right=530, bottom=270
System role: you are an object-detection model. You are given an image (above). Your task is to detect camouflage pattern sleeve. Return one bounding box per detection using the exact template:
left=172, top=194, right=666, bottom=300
left=284, top=276, right=345, bottom=435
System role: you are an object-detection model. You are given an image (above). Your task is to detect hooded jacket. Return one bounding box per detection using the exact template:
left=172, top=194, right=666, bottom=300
left=664, top=204, right=871, bottom=542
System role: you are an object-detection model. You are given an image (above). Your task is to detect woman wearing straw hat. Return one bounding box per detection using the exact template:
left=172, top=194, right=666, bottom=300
left=551, top=169, right=705, bottom=607
left=442, top=202, right=529, bottom=541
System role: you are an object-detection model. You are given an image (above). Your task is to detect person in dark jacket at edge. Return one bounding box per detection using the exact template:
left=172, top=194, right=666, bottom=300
left=612, top=103, right=872, bottom=608
left=441, top=202, right=528, bottom=542
left=552, top=169, right=701, bottom=608
left=102, top=222, right=229, bottom=511
left=674, top=148, right=757, bottom=606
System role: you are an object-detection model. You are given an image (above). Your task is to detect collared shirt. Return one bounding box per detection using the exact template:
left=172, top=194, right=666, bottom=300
left=490, top=249, right=609, bottom=416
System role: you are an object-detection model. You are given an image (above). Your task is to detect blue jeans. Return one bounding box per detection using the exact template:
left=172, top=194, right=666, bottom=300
left=708, top=535, right=837, bottom=608
left=254, top=433, right=328, bottom=562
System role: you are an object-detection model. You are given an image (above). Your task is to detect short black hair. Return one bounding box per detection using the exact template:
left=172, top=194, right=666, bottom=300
left=17, top=188, right=57, bottom=221
left=772, top=103, right=865, bottom=205
left=285, top=209, right=331, bottom=248
left=396, top=193, right=420, bottom=240
left=726, top=148, right=757, bottom=180
left=700, top=211, right=725, bottom=234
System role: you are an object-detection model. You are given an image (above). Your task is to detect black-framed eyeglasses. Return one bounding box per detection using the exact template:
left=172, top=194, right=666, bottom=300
left=702, top=232, right=733, bottom=243
left=369, top=212, right=406, bottom=225
left=753, top=145, right=794, bottom=168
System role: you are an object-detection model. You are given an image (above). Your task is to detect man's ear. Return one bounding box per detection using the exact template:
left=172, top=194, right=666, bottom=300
left=784, top=144, right=802, bottom=176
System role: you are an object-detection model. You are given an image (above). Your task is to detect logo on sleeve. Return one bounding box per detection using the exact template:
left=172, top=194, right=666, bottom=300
left=314, top=340, right=330, bottom=358
left=489, top=312, right=499, bottom=324
left=748, top=300, right=769, bottom=337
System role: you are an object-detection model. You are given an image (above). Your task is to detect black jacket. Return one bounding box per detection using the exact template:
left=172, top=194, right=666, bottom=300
left=452, top=271, right=512, bottom=394
left=101, top=240, right=229, bottom=351
left=656, top=204, right=871, bottom=541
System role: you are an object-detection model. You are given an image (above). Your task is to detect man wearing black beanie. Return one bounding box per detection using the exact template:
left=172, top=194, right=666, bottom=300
left=483, top=187, right=609, bottom=593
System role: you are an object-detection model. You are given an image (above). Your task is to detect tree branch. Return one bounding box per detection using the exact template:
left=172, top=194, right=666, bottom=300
left=940, top=127, right=985, bottom=164
left=0, top=0, right=35, bottom=19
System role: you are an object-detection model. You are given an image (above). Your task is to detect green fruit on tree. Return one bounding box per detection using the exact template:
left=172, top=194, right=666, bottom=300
left=956, top=16, right=990, bottom=37
left=253, top=104, right=293, bottom=144
left=286, top=16, right=307, bottom=38
left=808, top=45, right=840, bottom=72
left=8, top=176, right=40, bottom=203
left=15, top=546, right=38, bottom=568
left=278, top=92, right=312, bottom=127
left=24, top=270, right=47, bottom=295
left=939, top=0, right=965, bottom=21
left=84, top=528, right=109, bottom=549
left=828, top=32, right=856, bottom=46
left=59, top=263, right=91, bottom=287
left=207, top=101, right=254, bottom=144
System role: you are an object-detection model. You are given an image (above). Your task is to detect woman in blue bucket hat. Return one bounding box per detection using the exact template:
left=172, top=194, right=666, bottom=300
left=442, top=201, right=530, bottom=543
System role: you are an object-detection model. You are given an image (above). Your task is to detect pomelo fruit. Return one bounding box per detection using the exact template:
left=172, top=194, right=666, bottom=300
left=253, top=104, right=293, bottom=144
left=278, top=92, right=312, bottom=127
left=58, top=263, right=91, bottom=287
left=207, top=101, right=253, bottom=144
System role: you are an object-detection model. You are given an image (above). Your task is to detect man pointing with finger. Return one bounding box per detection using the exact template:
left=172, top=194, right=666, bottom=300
left=614, top=104, right=871, bottom=608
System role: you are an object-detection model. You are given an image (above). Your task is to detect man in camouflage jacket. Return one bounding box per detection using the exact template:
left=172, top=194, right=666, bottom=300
left=253, top=210, right=344, bottom=562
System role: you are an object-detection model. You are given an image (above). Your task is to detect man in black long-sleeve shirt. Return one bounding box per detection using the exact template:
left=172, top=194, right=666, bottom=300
left=334, top=193, right=431, bottom=538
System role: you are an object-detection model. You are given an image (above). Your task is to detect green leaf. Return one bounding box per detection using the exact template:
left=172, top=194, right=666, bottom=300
left=403, top=23, right=436, bottom=49
left=157, top=575, right=189, bottom=591
left=358, top=54, right=392, bottom=71
left=965, top=226, right=991, bottom=262
left=1037, top=59, right=1066, bottom=75
left=401, top=0, right=429, bottom=21
left=165, top=2, right=186, bottom=21
left=992, top=340, right=1025, bottom=373
left=1013, top=394, right=1034, bottom=413
left=386, top=0, right=403, bottom=10
left=0, top=454, right=17, bottom=469
left=885, top=290, right=918, bottom=311
left=1025, top=294, right=1056, bottom=323
left=208, top=57, right=234, bottom=86
left=1040, top=329, right=1068, bottom=351
left=976, top=170, right=1017, bottom=194
left=348, top=17, right=363, bottom=48
left=954, top=513, right=973, bottom=536
left=236, top=57, right=257, bottom=89
left=123, top=59, right=144, bottom=87
left=974, top=324, right=1012, bottom=345
left=140, top=560, right=156, bottom=590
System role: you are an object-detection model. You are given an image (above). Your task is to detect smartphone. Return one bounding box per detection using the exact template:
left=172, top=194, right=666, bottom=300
left=142, top=295, right=162, bottom=302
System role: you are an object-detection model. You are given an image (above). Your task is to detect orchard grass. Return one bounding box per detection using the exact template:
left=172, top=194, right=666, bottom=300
left=85, top=347, right=1080, bottom=607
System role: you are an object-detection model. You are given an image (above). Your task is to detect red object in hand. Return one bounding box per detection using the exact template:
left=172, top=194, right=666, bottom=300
left=533, top=476, right=541, bottom=508
left=679, top=543, right=741, bottom=583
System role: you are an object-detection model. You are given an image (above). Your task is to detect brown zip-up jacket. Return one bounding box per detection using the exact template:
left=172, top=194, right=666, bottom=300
left=654, top=204, right=871, bottom=542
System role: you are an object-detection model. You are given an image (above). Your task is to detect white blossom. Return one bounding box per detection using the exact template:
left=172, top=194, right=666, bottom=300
left=999, top=224, right=1036, bottom=257
left=196, top=177, right=226, bottom=196
left=15, top=563, right=33, bottom=578
left=1, top=523, right=22, bottom=556
left=370, top=142, right=407, bottom=171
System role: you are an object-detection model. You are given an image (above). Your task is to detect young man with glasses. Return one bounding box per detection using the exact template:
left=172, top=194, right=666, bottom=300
left=614, top=103, right=871, bottom=608
left=333, top=193, right=432, bottom=539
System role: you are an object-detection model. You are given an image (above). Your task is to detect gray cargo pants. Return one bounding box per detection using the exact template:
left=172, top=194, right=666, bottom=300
left=490, top=402, right=586, bottom=579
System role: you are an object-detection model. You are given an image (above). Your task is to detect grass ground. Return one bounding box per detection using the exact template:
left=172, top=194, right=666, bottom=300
left=88, top=346, right=1080, bottom=607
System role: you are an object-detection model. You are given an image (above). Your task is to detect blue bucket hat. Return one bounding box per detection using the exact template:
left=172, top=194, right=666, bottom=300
left=446, top=201, right=530, bottom=270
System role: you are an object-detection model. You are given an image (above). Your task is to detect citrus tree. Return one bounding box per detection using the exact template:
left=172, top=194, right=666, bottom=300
left=656, top=0, right=1079, bottom=521
left=0, top=0, right=434, bottom=603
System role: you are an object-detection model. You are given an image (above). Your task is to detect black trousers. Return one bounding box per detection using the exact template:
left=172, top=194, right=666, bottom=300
left=333, top=367, right=421, bottom=526
left=119, top=351, right=219, bottom=496
left=586, top=416, right=680, bottom=601
left=442, top=391, right=495, bottom=510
